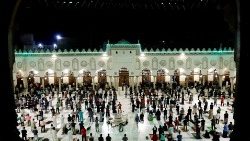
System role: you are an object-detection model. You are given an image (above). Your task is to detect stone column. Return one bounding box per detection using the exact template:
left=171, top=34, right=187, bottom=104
left=59, top=77, right=61, bottom=92
left=42, top=78, right=45, bottom=88
left=230, top=77, right=234, bottom=91
left=92, top=76, right=95, bottom=89
left=75, top=77, right=78, bottom=89
left=22, top=77, right=28, bottom=89
left=109, top=76, right=112, bottom=86
left=219, top=75, right=223, bottom=87
left=153, top=76, right=156, bottom=88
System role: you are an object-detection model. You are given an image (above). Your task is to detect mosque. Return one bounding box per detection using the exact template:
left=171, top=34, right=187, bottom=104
left=14, top=40, right=236, bottom=91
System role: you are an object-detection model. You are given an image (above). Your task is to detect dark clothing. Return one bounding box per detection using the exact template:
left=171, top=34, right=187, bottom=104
left=98, top=136, right=104, bottom=141
left=106, top=136, right=112, bottom=141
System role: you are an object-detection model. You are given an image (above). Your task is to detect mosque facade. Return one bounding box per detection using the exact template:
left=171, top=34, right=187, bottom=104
left=13, top=40, right=236, bottom=91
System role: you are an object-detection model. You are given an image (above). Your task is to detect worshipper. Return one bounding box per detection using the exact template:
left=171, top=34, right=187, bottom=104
left=81, top=126, right=87, bottom=141
left=177, top=130, right=183, bottom=141
left=122, top=134, right=128, bottom=141
left=89, top=133, right=94, bottom=141
left=32, top=126, right=38, bottom=141
left=223, top=123, right=229, bottom=138
left=106, top=134, right=112, bottom=141
left=21, top=127, right=27, bottom=141
left=98, top=134, right=104, bottom=141
left=67, top=128, right=73, bottom=141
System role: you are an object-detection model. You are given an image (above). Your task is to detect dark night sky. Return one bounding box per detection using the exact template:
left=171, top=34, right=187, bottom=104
left=15, top=1, right=235, bottom=50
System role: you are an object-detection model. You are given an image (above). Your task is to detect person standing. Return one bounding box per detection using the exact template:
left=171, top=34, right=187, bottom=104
left=106, top=134, right=112, bottom=141
left=81, top=126, right=87, bottom=141
left=151, top=133, right=158, bottom=141
left=224, top=111, right=229, bottom=124
left=95, top=117, right=99, bottom=132
left=78, top=110, right=84, bottom=122
left=67, top=128, right=73, bottom=141
left=32, top=126, right=38, bottom=141
left=60, top=115, right=64, bottom=128
left=21, top=126, right=27, bottom=140
left=88, top=133, right=94, bottom=141
left=222, top=123, right=229, bottom=138
left=98, top=134, right=104, bottom=141
left=122, top=134, right=128, bottom=141
left=201, top=118, right=205, bottom=131
left=177, top=130, right=182, bottom=141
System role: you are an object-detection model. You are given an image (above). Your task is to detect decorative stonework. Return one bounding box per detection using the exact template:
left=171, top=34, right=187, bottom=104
left=202, top=57, right=208, bottom=69
left=38, top=59, right=44, bottom=71
left=90, top=58, right=96, bottom=70
left=224, top=60, right=229, bottom=67
left=159, top=60, right=166, bottom=67
left=143, top=60, right=150, bottom=67
left=98, top=60, right=105, bottom=67
left=219, top=57, right=223, bottom=69
left=81, top=61, right=87, bottom=67
left=135, top=58, right=140, bottom=70
left=152, top=57, right=158, bottom=70
left=72, top=58, right=79, bottom=70
left=107, top=58, right=112, bottom=70
left=229, top=57, right=235, bottom=70
left=30, top=61, right=36, bottom=68
left=46, top=61, right=53, bottom=68
left=210, top=59, right=217, bottom=66
left=55, top=59, right=61, bottom=71
left=17, top=62, right=22, bottom=68
left=193, top=59, right=201, bottom=66
left=63, top=61, right=70, bottom=67
left=22, top=59, right=27, bottom=71
left=177, top=60, right=184, bottom=67
left=169, top=57, right=175, bottom=70
left=186, top=57, right=192, bottom=69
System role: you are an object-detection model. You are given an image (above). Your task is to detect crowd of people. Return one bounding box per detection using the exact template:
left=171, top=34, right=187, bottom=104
left=15, top=80, right=235, bottom=141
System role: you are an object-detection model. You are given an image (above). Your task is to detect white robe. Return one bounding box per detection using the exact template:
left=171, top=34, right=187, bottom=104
left=53, top=116, right=57, bottom=128
left=61, top=116, right=64, bottom=128
left=67, top=129, right=73, bottom=141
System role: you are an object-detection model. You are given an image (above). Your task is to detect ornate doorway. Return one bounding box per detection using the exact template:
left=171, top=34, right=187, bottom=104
left=142, top=69, right=151, bottom=85
left=98, top=70, right=107, bottom=88
left=16, top=71, right=24, bottom=90
left=119, top=68, right=129, bottom=87
left=156, top=69, right=165, bottom=89
left=69, top=72, right=76, bottom=87
left=157, top=69, right=165, bottom=83
left=223, top=70, right=231, bottom=87
left=83, top=71, right=92, bottom=87
left=28, top=71, right=35, bottom=87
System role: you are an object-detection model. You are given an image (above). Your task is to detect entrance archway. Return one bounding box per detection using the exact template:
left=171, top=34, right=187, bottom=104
left=142, top=69, right=151, bottom=88
left=69, top=72, right=76, bottom=87
left=98, top=69, right=107, bottom=89
left=83, top=71, right=92, bottom=87
left=16, top=71, right=24, bottom=91
left=156, top=69, right=165, bottom=89
left=173, top=69, right=180, bottom=85
left=222, top=70, right=231, bottom=87
left=119, top=67, right=129, bottom=87
left=27, top=71, right=35, bottom=89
